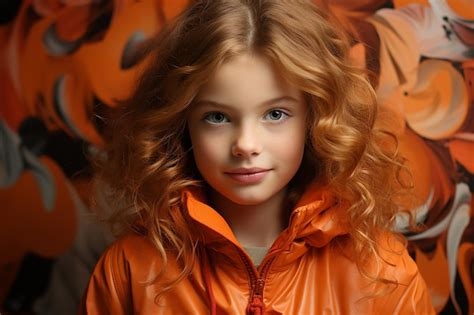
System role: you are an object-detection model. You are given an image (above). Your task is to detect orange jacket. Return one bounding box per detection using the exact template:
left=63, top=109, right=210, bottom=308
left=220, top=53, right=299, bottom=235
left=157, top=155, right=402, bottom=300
left=79, top=184, right=435, bottom=314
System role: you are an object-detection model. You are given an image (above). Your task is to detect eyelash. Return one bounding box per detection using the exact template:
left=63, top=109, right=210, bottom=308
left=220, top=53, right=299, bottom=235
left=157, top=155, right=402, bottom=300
left=203, top=109, right=290, bottom=124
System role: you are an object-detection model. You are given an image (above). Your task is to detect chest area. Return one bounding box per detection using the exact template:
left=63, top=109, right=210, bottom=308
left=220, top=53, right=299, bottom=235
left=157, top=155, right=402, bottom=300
left=132, top=247, right=369, bottom=314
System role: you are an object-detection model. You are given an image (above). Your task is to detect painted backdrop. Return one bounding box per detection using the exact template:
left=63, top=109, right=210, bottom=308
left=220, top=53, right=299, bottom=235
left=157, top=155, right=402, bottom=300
left=0, top=0, right=473, bottom=314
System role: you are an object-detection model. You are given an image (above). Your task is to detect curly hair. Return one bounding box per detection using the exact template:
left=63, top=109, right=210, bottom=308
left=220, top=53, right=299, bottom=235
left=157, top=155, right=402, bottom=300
left=94, top=0, right=408, bottom=300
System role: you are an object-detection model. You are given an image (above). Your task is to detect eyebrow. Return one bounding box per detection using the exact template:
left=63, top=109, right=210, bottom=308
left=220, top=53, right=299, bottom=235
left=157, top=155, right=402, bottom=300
left=193, top=96, right=300, bottom=109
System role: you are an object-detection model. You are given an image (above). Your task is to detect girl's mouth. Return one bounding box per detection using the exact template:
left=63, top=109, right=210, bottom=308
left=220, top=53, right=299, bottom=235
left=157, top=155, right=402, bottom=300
left=225, top=169, right=271, bottom=184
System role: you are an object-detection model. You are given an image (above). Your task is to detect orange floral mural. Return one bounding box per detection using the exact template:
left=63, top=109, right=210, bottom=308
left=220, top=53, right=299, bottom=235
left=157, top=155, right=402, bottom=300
left=0, top=0, right=472, bottom=314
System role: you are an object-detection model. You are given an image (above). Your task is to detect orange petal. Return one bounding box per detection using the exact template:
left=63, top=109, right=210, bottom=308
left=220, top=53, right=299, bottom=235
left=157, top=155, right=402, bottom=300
left=447, top=138, right=474, bottom=173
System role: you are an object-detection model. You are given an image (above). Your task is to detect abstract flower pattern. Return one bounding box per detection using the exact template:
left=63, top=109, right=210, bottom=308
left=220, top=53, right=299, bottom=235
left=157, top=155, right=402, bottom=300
left=0, top=1, right=472, bottom=314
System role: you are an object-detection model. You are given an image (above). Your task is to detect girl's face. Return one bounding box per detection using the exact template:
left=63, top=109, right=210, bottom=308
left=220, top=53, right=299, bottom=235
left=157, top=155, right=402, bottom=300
left=187, top=53, right=307, bottom=206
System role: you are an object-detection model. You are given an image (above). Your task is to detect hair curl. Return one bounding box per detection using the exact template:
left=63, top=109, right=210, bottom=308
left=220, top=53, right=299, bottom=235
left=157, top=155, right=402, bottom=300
left=94, top=0, right=408, bottom=301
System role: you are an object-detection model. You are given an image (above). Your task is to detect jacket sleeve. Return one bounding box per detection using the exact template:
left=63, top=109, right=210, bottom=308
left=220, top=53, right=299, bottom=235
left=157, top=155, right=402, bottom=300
left=373, top=234, right=436, bottom=315
left=77, top=241, right=133, bottom=315
left=390, top=268, right=436, bottom=315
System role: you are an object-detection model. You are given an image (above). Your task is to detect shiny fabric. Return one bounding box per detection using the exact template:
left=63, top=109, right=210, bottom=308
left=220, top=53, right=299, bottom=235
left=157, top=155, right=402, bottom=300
left=79, top=183, right=435, bottom=314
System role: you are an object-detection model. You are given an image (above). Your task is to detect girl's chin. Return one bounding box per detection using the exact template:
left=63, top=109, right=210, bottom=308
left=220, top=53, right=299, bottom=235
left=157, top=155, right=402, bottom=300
left=218, top=191, right=275, bottom=207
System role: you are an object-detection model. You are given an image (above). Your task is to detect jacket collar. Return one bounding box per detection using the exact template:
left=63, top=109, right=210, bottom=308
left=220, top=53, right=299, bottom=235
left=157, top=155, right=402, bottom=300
left=183, top=182, right=350, bottom=249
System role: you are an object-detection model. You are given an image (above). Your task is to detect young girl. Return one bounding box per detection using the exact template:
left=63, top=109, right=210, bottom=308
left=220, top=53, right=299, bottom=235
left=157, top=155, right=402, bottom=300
left=80, top=0, right=435, bottom=314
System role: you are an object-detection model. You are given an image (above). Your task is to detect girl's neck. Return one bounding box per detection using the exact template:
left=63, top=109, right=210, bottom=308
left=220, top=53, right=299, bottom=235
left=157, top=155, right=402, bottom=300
left=208, top=187, right=289, bottom=248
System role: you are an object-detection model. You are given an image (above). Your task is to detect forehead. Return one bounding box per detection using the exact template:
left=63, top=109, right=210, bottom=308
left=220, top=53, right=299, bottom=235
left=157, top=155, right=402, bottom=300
left=195, top=53, right=302, bottom=106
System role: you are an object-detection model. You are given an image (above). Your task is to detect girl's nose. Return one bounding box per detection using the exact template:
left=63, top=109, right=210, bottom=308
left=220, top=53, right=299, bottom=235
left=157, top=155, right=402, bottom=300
left=231, top=124, right=262, bottom=158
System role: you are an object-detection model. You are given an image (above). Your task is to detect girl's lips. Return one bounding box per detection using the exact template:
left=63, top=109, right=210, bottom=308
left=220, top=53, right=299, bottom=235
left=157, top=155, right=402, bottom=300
left=225, top=170, right=270, bottom=184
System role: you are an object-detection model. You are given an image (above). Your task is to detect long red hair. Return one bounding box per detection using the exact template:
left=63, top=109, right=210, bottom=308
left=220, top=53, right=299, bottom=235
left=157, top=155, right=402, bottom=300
left=94, top=0, right=408, bottom=299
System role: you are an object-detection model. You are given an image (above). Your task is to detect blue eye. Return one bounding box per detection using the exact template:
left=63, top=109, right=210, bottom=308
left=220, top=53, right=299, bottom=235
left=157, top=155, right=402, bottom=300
left=204, top=112, right=229, bottom=124
left=265, top=109, right=288, bottom=121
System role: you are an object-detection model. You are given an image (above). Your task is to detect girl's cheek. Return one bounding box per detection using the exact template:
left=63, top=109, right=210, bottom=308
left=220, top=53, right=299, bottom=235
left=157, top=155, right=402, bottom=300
left=279, top=141, right=304, bottom=162
left=278, top=134, right=306, bottom=164
left=197, top=133, right=228, bottom=158
left=270, top=122, right=305, bottom=146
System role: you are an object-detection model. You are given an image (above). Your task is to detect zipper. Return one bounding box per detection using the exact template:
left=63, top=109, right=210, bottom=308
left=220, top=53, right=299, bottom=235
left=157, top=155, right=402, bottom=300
left=236, top=246, right=277, bottom=315
left=235, top=212, right=302, bottom=314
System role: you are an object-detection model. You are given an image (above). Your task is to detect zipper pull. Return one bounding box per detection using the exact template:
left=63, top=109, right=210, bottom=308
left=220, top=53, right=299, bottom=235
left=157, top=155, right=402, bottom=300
left=246, top=278, right=265, bottom=314
left=246, top=295, right=265, bottom=315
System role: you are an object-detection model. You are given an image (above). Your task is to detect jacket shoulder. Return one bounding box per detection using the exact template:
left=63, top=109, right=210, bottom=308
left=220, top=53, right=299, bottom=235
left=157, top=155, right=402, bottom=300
left=323, top=232, right=434, bottom=313
left=375, top=232, right=419, bottom=282
left=113, top=232, right=159, bottom=261
left=368, top=232, right=435, bottom=314
left=78, top=233, right=162, bottom=314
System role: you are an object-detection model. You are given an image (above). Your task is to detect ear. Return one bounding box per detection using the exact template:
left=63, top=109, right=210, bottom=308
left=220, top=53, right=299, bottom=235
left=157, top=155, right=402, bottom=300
left=349, top=43, right=366, bottom=70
